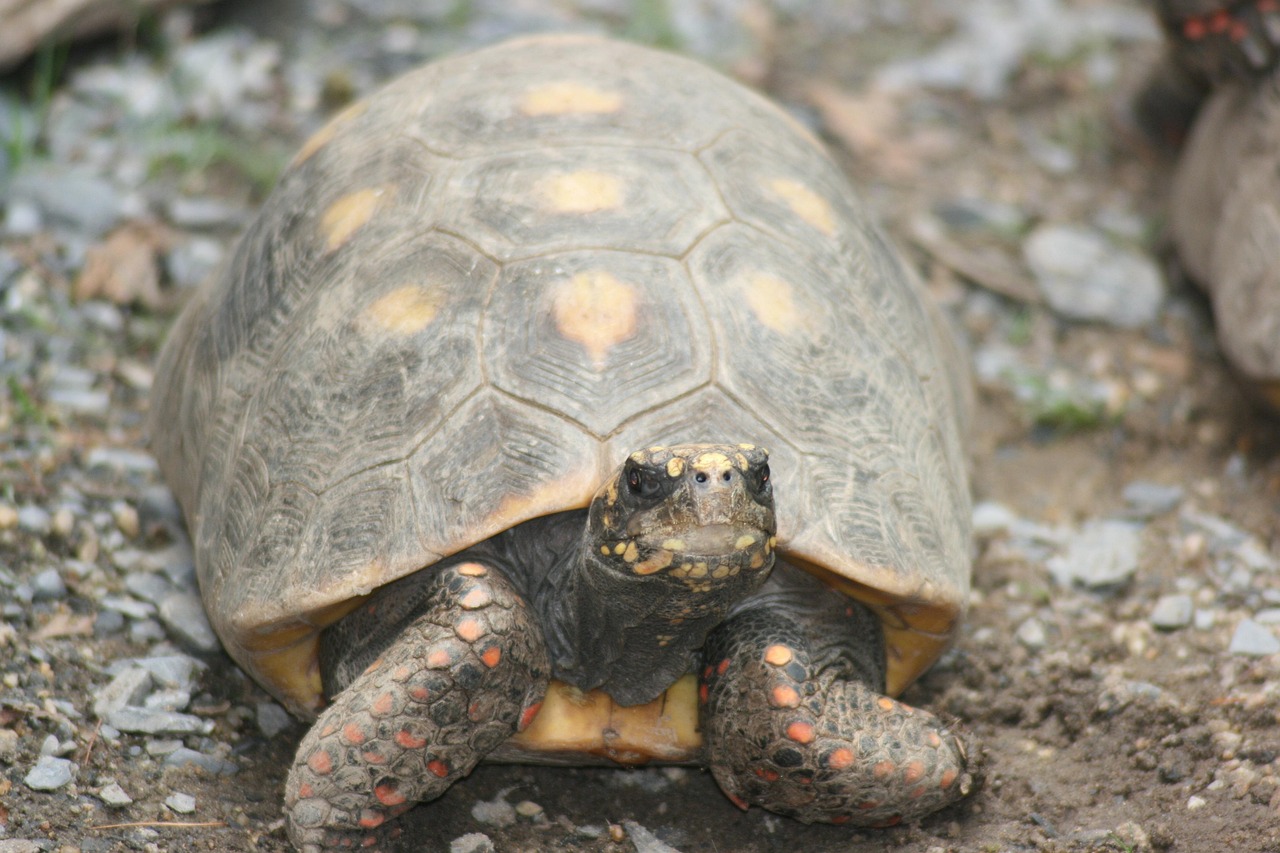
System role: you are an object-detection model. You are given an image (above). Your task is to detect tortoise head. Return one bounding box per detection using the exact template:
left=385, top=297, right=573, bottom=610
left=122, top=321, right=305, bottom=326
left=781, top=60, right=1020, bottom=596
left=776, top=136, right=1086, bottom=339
left=587, top=443, right=777, bottom=603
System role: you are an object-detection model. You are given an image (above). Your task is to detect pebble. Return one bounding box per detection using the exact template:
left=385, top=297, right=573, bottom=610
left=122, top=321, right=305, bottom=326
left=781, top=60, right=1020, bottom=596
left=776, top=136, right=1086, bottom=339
left=124, top=572, right=172, bottom=604
left=1015, top=617, right=1047, bottom=650
left=1023, top=224, right=1164, bottom=328
left=470, top=792, right=517, bottom=827
left=98, top=781, right=133, bottom=807
left=256, top=701, right=293, bottom=738
left=85, top=447, right=160, bottom=475
left=166, top=237, right=225, bottom=288
left=16, top=506, right=51, bottom=535
left=0, top=841, right=43, bottom=853
left=106, top=707, right=212, bottom=736
left=165, top=792, right=197, bottom=814
left=514, top=800, right=543, bottom=818
left=158, top=591, right=220, bottom=653
left=164, top=747, right=238, bottom=775
left=166, top=196, right=252, bottom=229
left=1122, top=481, right=1184, bottom=518
left=623, top=820, right=682, bottom=853
left=1228, top=619, right=1280, bottom=657
left=1187, top=795, right=1207, bottom=810
left=973, top=501, right=1019, bottom=537
left=449, top=833, right=495, bottom=853
left=24, top=755, right=75, bottom=791
left=100, top=595, right=157, bottom=621
left=1149, top=595, right=1194, bottom=631
left=8, top=168, right=123, bottom=236
left=0, top=728, right=19, bottom=763
left=30, top=568, right=67, bottom=601
left=1047, top=520, right=1142, bottom=589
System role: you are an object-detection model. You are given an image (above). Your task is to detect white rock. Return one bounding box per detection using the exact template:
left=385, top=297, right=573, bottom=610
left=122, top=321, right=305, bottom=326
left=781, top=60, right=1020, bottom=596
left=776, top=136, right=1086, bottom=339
left=165, top=792, right=196, bottom=814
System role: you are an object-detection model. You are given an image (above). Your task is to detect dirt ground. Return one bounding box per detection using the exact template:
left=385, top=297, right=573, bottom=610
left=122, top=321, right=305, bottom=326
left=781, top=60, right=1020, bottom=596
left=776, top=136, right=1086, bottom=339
left=4, top=1, right=1280, bottom=851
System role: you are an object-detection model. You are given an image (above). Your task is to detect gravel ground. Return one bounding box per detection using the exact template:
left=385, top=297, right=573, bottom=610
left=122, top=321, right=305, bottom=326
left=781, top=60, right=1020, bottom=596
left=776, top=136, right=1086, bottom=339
left=3, top=1, right=1280, bottom=851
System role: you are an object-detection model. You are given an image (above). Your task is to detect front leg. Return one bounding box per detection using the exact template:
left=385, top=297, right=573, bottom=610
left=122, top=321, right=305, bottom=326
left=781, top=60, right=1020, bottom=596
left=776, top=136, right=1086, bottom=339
left=285, top=561, right=549, bottom=852
left=699, top=566, right=979, bottom=827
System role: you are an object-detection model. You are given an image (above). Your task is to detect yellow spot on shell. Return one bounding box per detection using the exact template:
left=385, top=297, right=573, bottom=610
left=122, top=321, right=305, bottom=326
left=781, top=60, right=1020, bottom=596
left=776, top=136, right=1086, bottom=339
left=322, top=187, right=386, bottom=252
left=520, top=82, right=623, bottom=116
left=743, top=273, right=803, bottom=335
left=623, top=541, right=639, bottom=563
left=769, top=178, right=836, bottom=236
left=662, top=539, right=686, bottom=552
left=712, top=564, right=731, bottom=579
left=613, top=542, right=627, bottom=555
left=361, top=285, right=440, bottom=335
left=292, top=101, right=369, bottom=167
left=540, top=171, right=624, bottom=213
left=734, top=535, right=757, bottom=550
left=749, top=551, right=765, bottom=569
left=689, top=562, right=708, bottom=579
left=552, top=270, right=638, bottom=366
left=600, top=545, right=610, bottom=556
left=666, top=457, right=685, bottom=478
left=634, top=550, right=673, bottom=576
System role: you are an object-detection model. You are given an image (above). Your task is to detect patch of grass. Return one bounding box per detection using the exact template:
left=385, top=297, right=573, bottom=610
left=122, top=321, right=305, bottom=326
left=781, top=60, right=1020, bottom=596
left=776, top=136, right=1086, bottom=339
left=624, top=0, right=682, bottom=50
left=6, top=376, right=51, bottom=430
left=3, top=39, right=68, bottom=172
left=142, top=121, right=287, bottom=197
left=1007, top=369, right=1114, bottom=432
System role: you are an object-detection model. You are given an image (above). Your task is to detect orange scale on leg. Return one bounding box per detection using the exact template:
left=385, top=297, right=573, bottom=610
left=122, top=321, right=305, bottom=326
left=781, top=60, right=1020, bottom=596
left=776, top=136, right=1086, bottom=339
left=341, top=723, right=367, bottom=745
left=374, top=782, right=406, bottom=807
left=306, top=749, right=333, bottom=775
left=940, top=768, right=959, bottom=789
left=785, top=720, right=814, bottom=744
left=872, top=760, right=895, bottom=779
left=456, top=562, right=488, bottom=577
left=769, top=684, right=800, bottom=708
left=903, top=760, right=926, bottom=785
left=395, top=730, right=427, bottom=749
left=518, top=701, right=542, bottom=731
left=716, top=658, right=731, bottom=676
left=480, top=645, right=502, bottom=668
left=358, top=809, right=385, bottom=829
left=427, top=759, right=449, bottom=777
left=370, top=692, right=397, bottom=717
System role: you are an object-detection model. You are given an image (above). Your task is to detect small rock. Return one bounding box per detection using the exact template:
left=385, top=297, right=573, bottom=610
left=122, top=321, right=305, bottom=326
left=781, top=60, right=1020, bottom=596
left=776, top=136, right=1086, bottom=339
left=449, top=833, right=495, bottom=853
left=165, top=792, right=196, bottom=814
left=0, top=728, right=19, bottom=763
left=973, top=501, right=1019, bottom=537
left=24, top=755, right=75, bottom=790
left=164, top=747, right=238, bottom=775
left=514, top=800, right=544, bottom=818
left=100, top=595, right=157, bottom=621
left=1228, top=619, right=1280, bottom=656
left=470, top=792, right=516, bottom=827
left=1047, top=520, right=1142, bottom=589
left=1187, top=795, right=1207, bottom=810
left=94, top=609, right=126, bottom=636
left=31, top=568, right=67, bottom=601
left=158, top=591, right=220, bottom=652
left=17, top=506, right=51, bottom=535
left=0, top=841, right=44, bottom=853
left=1123, top=481, right=1184, bottom=518
left=132, top=655, right=199, bottom=690
left=106, top=707, right=211, bottom=736
left=113, top=502, right=140, bottom=538
left=1015, top=617, right=1047, bottom=650
left=1023, top=224, right=1164, bottom=328
left=124, top=572, right=172, bottom=605
left=144, top=688, right=192, bottom=712
left=9, top=167, right=123, bottom=236
left=623, top=820, right=682, bottom=853
left=85, top=447, right=159, bottom=475
left=256, top=701, right=292, bottom=738
left=166, top=237, right=225, bottom=288
left=1150, top=595, right=1194, bottom=631
left=98, top=781, right=133, bottom=807
left=166, top=196, right=251, bottom=229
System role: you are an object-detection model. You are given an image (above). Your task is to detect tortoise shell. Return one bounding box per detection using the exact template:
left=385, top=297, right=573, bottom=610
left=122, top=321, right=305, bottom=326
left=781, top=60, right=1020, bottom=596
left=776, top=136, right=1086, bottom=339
left=150, top=34, right=973, bottom=718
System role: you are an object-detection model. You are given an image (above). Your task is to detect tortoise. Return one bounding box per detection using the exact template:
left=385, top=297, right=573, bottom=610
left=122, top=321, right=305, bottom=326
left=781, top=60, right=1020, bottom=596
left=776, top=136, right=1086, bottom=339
left=1140, top=1, right=1280, bottom=410
left=149, top=34, right=979, bottom=852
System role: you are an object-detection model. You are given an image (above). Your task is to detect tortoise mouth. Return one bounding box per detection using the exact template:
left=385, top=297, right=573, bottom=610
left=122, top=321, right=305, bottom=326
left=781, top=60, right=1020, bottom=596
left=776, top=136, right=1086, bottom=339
left=637, top=523, right=769, bottom=558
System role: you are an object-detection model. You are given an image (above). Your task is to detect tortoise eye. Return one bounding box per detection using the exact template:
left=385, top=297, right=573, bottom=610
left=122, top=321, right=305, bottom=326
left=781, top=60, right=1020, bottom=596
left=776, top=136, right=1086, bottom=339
left=625, top=462, right=664, bottom=499
left=759, top=464, right=770, bottom=485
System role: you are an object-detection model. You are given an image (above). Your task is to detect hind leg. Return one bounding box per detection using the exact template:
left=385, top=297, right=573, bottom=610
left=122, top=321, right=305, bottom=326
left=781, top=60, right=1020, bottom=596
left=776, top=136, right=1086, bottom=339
left=285, top=561, right=548, bottom=852
left=700, top=565, right=979, bottom=827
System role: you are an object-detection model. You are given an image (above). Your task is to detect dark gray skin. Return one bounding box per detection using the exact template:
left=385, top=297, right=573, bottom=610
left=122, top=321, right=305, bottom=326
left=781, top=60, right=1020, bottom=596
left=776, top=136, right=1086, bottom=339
left=285, top=444, right=974, bottom=853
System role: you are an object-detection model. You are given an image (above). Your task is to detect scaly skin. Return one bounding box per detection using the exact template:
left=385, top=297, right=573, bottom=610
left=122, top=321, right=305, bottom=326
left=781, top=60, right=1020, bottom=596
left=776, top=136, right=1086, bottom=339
left=700, top=579, right=979, bottom=826
left=284, top=562, right=548, bottom=852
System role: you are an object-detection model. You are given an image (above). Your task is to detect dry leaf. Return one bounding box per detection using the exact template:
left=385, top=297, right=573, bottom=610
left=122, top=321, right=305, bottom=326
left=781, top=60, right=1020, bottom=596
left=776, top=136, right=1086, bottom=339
left=75, top=221, right=173, bottom=309
left=32, top=612, right=95, bottom=640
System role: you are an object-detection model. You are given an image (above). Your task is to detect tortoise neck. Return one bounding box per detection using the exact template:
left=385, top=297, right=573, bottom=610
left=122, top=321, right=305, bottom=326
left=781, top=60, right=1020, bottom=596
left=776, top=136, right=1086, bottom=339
left=534, top=526, right=772, bottom=707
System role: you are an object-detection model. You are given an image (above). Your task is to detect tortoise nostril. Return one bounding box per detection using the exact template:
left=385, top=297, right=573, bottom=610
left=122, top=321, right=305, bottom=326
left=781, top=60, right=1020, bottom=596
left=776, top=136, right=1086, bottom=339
left=722, top=471, right=732, bottom=482
left=695, top=472, right=708, bottom=484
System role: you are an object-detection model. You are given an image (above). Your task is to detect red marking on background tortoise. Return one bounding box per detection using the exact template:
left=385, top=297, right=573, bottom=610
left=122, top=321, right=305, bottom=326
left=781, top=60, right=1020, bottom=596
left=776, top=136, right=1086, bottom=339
left=374, top=782, right=405, bottom=806
left=341, top=723, right=367, bottom=745
left=396, top=730, right=427, bottom=749
left=306, top=750, right=333, bottom=775
left=480, top=645, right=502, bottom=668
left=370, top=692, right=396, bottom=717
